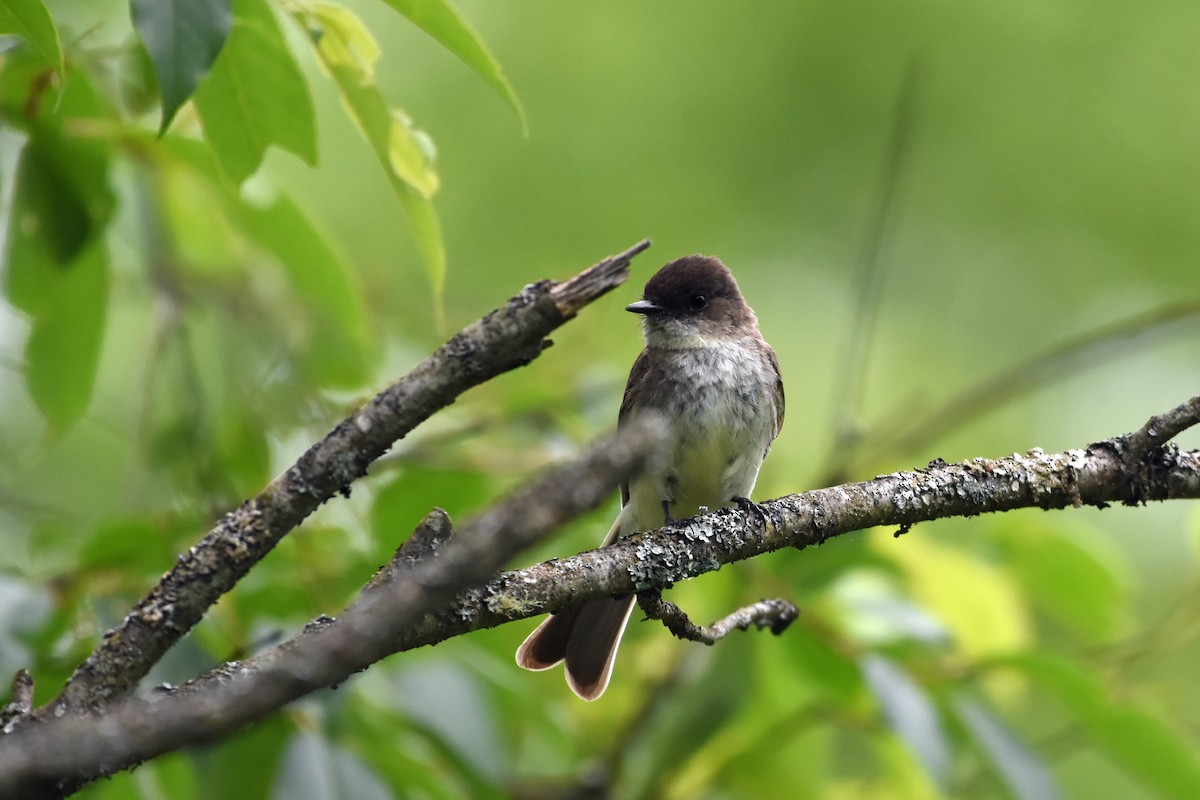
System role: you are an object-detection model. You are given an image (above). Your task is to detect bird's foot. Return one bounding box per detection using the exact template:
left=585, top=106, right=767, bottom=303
left=733, top=496, right=771, bottom=529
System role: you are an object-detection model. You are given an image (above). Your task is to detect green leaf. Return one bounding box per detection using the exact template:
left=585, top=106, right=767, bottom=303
left=300, top=3, right=446, bottom=301
left=953, top=696, right=1060, bottom=800
left=213, top=401, right=270, bottom=496
left=3, top=83, right=114, bottom=302
left=194, top=0, right=317, bottom=183
left=395, top=183, right=447, bottom=304
left=80, top=518, right=174, bottom=577
left=23, top=242, right=108, bottom=434
left=378, top=0, right=526, bottom=133
left=371, top=469, right=491, bottom=546
left=240, top=196, right=373, bottom=387
left=4, top=135, right=92, bottom=274
left=156, top=154, right=245, bottom=278
left=646, top=640, right=763, bottom=798
left=388, top=660, right=505, bottom=788
left=780, top=619, right=866, bottom=702
left=861, top=654, right=951, bottom=785
left=144, top=754, right=199, bottom=800
left=196, top=711, right=293, bottom=800
left=997, top=520, right=1128, bottom=642
left=873, top=733, right=944, bottom=800
left=0, top=0, right=63, bottom=73
left=4, top=130, right=111, bottom=434
left=303, top=1, right=379, bottom=73
left=130, top=0, right=233, bottom=132
left=995, top=652, right=1200, bottom=798
left=0, top=49, right=61, bottom=121
left=319, top=56, right=440, bottom=197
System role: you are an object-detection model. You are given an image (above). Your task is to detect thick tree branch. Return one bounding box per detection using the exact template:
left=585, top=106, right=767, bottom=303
left=51, top=240, right=651, bottom=713
left=374, top=401, right=1200, bottom=650
left=0, top=416, right=668, bottom=796
left=1, top=400, right=1198, bottom=795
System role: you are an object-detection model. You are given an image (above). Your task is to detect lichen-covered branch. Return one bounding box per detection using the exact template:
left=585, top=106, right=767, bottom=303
left=0, top=417, right=668, bottom=796
left=1124, top=394, right=1200, bottom=462
left=379, top=406, right=1200, bottom=651
left=0, top=670, right=33, bottom=733
left=636, top=592, right=799, bottom=643
left=51, top=240, right=651, bottom=713
left=1, top=399, right=1198, bottom=795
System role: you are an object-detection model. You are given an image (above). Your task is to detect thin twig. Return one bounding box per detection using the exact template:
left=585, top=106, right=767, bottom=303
left=637, top=592, right=799, bottom=644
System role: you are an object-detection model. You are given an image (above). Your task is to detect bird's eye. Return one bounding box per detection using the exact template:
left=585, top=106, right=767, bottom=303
left=690, top=294, right=708, bottom=311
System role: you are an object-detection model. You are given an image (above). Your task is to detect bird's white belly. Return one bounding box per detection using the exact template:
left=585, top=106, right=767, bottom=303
left=623, top=342, right=775, bottom=534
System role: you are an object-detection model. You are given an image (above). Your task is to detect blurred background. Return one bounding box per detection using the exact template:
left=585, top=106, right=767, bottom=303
left=2, top=0, right=1199, bottom=797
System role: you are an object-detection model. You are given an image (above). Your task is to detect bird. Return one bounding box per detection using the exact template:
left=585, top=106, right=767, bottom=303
left=515, top=254, right=785, bottom=700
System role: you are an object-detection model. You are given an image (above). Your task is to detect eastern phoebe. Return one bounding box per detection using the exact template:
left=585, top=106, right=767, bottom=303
left=515, top=254, right=785, bottom=700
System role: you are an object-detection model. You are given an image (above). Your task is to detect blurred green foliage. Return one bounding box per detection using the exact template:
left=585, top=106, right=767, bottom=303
left=2, top=0, right=1200, bottom=798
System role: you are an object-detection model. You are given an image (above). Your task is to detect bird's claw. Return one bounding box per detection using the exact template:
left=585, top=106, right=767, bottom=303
left=733, top=496, right=771, bottom=529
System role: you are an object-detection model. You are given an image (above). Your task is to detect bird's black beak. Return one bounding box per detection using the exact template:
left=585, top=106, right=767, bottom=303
left=626, top=299, right=662, bottom=315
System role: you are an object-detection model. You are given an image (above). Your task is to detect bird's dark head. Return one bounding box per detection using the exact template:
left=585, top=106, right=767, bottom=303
left=627, top=255, right=758, bottom=348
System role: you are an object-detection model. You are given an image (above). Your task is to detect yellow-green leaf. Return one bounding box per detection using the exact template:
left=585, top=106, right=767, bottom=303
left=874, top=531, right=1032, bottom=658
left=299, top=3, right=445, bottom=299
left=305, top=2, right=379, bottom=75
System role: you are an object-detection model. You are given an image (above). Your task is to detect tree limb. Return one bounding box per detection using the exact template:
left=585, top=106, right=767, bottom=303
left=50, top=240, right=652, bottom=713
left=1, top=399, right=1198, bottom=795
left=0, top=416, right=668, bottom=796
left=378, top=400, right=1200, bottom=650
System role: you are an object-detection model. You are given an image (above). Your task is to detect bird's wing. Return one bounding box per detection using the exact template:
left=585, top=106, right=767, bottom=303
left=767, top=344, right=785, bottom=439
left=616, top=348, right=653, bottom=507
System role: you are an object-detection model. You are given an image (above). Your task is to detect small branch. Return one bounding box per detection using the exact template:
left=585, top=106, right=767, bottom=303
left=0, top=416, right=670, bottom=794
left=637, top=592, right=799, bottom=644
left=0, top=671, right=33, bottom=733
left=1124, top=395, right=1200, bottom=463
left=363, top=508, right=455, bottom=593
left=51, top=241, right=651, bottom=713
